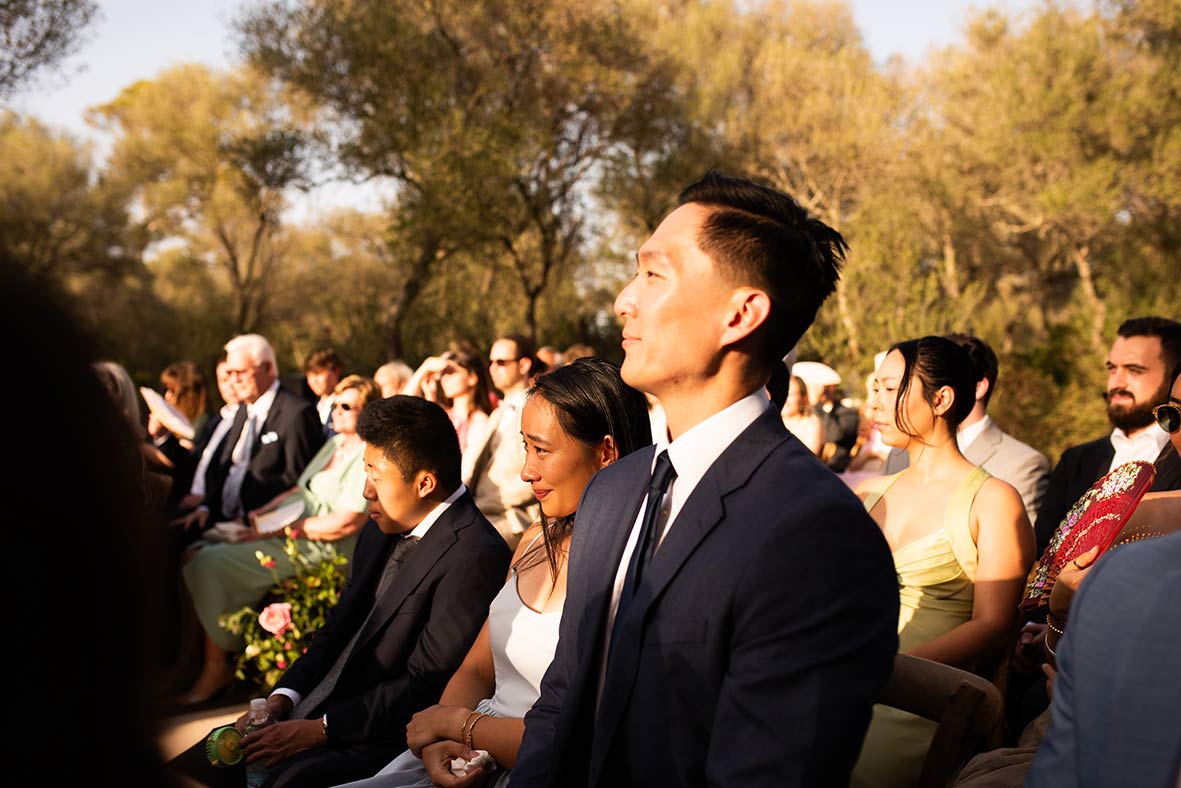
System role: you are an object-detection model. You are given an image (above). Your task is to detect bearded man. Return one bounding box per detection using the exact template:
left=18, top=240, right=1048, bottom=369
left=1033, top=316, right=1181, bottom=554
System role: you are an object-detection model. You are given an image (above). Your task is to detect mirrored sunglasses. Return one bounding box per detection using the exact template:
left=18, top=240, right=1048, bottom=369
left=1153, top=403, right=1181, bottom=434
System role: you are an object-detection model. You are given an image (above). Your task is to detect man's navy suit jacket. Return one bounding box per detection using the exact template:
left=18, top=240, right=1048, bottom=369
left=203, top=387, right=324, bottom=521
left=272, top=494, right=511, bottom=784
left=511, top=409, right=899, bottom=788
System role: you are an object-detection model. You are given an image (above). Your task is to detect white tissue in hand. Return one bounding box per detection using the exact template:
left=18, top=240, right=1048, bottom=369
left=449, top=749, right=494, bottom=776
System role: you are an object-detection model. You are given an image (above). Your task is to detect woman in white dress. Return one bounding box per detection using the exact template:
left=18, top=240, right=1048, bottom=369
left=333, top=357, right=652, bottom=788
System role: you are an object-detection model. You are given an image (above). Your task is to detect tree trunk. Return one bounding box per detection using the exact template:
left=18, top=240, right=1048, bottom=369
left=524, top=289, right=540, bottom=344
left=835, top=277, right=862, bottom=362
left=941, top=232, right=962, bottom=300
left=1071, top=244, right=1107, bottom=357
left=384, top=236, right=440, bottom=361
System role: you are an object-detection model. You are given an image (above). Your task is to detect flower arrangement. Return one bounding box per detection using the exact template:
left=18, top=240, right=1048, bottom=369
left=220, top=529, right=349, bottom=691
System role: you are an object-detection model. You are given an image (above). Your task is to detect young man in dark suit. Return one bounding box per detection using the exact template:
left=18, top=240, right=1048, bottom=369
left=511, top=171, right=900, bottom=788
left=169, top=395, right=511, bottom=787
left=1034, top=316, right=1181, bottom=555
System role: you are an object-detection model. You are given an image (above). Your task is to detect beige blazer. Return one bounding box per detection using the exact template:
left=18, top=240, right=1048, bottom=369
left=462, top=393, right=538, bottom=542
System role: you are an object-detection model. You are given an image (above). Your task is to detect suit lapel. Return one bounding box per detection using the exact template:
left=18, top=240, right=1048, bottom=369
left=219, top=405, right=248, bottom=465
left=354, top=497, right=466, bottom=650
left=574, top=448, right=654, bottom=658
left=1085, top=440, right=1115, bottom=486
left=254, top=388, right=287, bottom=455
left=963, top=420, right=1003, bottom=466
left=589, top=411, right=788, bottom=780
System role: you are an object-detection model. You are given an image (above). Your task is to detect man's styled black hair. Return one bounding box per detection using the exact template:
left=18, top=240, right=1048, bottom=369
left=677, top=170, right=847, bottom=365
left=357, top=395, right=461, bottom=492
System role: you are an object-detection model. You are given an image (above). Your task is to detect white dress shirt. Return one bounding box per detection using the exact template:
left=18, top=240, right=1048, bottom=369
left=957, top=414, right=991, bottom=454
left=317, top=395, right=334, bottom=427
left=1108, top=423, right=1170, bottom=473
left=599, top=390, right=771, bottom=693
left=189, top=403, right=240, bottom=498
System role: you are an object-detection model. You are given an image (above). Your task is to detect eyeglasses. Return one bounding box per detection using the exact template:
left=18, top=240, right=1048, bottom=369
left=332, top=401, right=356, bottom=412
left=223, top=364, right=260, bottom=379
left=489, top=358, right=519, bottom=367
left=1154, top=403, right=1181, bottom=434
left=440, top=365, right=464, bottom=376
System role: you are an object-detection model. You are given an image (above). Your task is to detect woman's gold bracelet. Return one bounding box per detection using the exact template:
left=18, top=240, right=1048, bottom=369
left=464, top=713, right=487, bottom=750
left=459, top=710, right=481, bottom=744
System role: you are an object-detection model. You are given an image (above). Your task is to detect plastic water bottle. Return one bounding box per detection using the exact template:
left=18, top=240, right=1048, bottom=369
left=244, top=698, right=275, bottom=788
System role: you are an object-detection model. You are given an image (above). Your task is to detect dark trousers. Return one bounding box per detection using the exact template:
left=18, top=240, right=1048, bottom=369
left=168, top=730, right=403, bottom=788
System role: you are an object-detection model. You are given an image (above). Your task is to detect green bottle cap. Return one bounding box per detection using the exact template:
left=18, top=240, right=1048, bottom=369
left=204, top=725, right=244, bottom=767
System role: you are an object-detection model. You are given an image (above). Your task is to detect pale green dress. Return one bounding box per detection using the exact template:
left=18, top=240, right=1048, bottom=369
left=183, top=434, right=368, bottom=651
left=851, top=465, right=990, bottom=788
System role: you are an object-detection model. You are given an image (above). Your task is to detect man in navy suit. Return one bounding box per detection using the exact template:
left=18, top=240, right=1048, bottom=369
left=169, top=395, right=510, bottom=787
left=511, top=171, right=899, bottom=788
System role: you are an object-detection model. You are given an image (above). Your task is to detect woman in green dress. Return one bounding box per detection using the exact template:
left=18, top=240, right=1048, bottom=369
left=851, top=337, right=1034, bottom=788
left=175, top=374, right=379, bottom=707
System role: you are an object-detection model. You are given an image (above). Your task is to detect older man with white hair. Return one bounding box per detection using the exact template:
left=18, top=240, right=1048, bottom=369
left=180, top=334, right=325, bottom=531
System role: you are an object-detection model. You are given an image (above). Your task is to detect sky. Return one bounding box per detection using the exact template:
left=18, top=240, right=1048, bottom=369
left=6, top=0, right=1034, bottom=220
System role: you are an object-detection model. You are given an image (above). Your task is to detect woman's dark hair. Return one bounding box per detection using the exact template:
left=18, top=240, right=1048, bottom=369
left=439, top=345, right=494, bottom=416
left=519, top=357, right=653, bottom=579
left=889, top=336, right=977, bottom=438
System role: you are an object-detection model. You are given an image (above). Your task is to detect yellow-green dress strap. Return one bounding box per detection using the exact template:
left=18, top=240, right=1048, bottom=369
left=860, top=471, right=905, bottom=514
left=944, top=465, right=991, bottom=583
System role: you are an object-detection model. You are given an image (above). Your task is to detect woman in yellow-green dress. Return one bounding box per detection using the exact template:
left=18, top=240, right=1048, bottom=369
left=851, top=337, right=1035, bottom=788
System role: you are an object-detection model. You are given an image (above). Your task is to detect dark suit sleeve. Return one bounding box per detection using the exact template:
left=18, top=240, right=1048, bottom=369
left=706, top=497, right=899, bottom=787
left=1035, top=448, right=1085, bottom=557
left=322, top=534, right=510, bottom=745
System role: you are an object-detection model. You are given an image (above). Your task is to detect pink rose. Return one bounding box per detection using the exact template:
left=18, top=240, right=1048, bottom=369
left=258, top=602, right=293, bottom=636
left=276, top=658, right=287, bottom=669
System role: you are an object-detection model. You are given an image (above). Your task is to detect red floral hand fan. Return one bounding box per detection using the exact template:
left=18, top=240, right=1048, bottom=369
left=1020, top=460, right=1155, bottom=612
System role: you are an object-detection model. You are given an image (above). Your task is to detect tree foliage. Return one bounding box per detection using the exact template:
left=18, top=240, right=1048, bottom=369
left=5, top=0, right=1181, bottom=461
left=92, top=64, right=310, bottom=333
left=0, top=0, right=98, bottom=98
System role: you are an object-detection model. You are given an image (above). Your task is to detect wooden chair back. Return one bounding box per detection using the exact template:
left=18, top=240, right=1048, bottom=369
left=877, top=653, right=1005, bottom=788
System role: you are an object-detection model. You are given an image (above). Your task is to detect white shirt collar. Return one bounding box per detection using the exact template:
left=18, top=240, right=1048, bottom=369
left=1109, top=423, right=1170, bottom=472
left=957, top=414, right=991, bottom=452
left=316, top=394, right=334, bottom=424
left=657, top=389, right=772, bottom=528
left=246, top=379, right=281, bottom=421
left=407, top=484, right=467, bottom=539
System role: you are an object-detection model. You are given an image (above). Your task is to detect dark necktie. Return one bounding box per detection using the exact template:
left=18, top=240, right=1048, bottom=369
left=291, top=534, right=420, bottom=719
left=609, top=450, right=676, bottom=660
